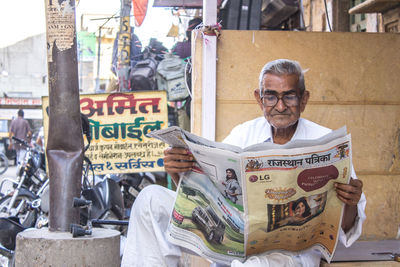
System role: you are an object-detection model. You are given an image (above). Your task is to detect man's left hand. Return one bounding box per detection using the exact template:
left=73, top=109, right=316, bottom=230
left=335, top=178, right=363, bottom=206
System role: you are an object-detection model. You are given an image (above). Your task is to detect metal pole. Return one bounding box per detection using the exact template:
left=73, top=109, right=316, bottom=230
left=94, top=15, right=114, bottom=92
left=95, top=27, right=102, bottom=91
left=117, top=0, right=131, bottom=92
left=44, top=0, right=84, bottom=232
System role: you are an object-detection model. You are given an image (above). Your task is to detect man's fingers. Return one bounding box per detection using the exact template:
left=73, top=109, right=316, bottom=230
left=165, top=153, right=193, bottom=162
left=335, top=178, right=363, bottom=206
left=164, top=147, right=191, bottom=156
left=335, top=185, right=361, bottom=198
left=164, top=158, right=194, bottom=168
left=337, top=193, right=360, bottom=206
left=336, top=194, right=358, bottom=206
left=349, top=178, right=363, bottom=188
left=163, top=147, right=195, bottom=176
left=164, top=163, right=193, bottom=173
left=164, top=166, right=193, bottom=173
left=335, top=184, right=361, bottom=195
left=335, top=178, right=363, bottom=194
left=336, top=188, right=357, bottom=200
left=164, top=147, right=194, bottom=163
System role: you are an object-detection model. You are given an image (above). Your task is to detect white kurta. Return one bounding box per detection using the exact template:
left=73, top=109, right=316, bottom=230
left=121, top=117, right=366, bottom=267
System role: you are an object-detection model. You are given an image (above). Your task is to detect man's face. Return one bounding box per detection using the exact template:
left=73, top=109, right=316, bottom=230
left=254, top=74, right=309, bottom=130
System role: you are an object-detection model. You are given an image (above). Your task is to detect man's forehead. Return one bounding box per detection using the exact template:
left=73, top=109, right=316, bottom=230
left=262, top=73, right=299, bottom=90
left=262, top=73, right=299, bottom=82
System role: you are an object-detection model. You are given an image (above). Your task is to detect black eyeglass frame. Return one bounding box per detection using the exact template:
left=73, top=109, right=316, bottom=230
left=259, top=89, right=303, bottom=107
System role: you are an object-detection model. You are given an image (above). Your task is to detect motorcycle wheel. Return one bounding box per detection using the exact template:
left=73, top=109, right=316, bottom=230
left=0, top=153, right=8, bottom=175
left=0, top=195, right=37, bottom=228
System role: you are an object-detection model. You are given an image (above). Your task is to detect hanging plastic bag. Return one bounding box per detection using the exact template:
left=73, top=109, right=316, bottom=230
left=156, top=54, right=188, bottom=101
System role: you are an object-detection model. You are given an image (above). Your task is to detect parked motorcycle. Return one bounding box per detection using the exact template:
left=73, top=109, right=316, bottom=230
left=0, top=156, right=128, bottom=266
left=0, top=137, right=48, bottom=266
left=79, top=156, right=126, bottom=230
left=0, top=217, right=24, bottom=267
left=0, top=136, right=47, bottom=228
left=106, top=172, right=156, bottom=217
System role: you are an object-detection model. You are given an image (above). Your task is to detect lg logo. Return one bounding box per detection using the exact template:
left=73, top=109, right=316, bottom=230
left=249, top=174, right=271, bottom=183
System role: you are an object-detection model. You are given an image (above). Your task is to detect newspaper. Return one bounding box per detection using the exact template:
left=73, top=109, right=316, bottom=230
left=148, top=126, right=352, bottom=265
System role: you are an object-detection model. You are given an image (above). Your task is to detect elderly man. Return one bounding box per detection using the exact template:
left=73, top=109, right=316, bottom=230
left=122, top=59, right=366, bottom=266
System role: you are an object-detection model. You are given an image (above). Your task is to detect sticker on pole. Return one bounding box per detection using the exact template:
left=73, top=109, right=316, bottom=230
left=45, top=0, right=76, bottom=62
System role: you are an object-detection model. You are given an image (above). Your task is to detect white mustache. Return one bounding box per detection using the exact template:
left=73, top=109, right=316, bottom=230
left=270, top=112, right=291, bottom=116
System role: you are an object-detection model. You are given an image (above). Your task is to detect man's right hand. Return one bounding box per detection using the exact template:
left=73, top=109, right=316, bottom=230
left=163, top=147, right=195, bottom=185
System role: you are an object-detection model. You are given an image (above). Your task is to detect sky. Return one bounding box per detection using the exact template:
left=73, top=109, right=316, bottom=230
left=0, top=0, right=178, bottom=49
left=0, top=0, right=47, bottom=48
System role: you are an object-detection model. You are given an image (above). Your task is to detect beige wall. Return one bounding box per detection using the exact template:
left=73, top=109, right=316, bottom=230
left=192, top=30, right=400, bottom=240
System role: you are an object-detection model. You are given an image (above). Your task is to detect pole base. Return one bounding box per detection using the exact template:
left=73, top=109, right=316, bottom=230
left=15, top=227, right=120, bottom=267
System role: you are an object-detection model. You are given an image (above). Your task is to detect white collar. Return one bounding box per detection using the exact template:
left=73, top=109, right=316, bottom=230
left=264, top=118, right=305, bottom=143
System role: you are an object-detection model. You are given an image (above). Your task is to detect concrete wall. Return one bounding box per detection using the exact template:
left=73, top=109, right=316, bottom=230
left=0, top=34, right=48, bottom=98
left=192, top=30, right=400, bottom=240
left=0, top=33, right=114, bottom=97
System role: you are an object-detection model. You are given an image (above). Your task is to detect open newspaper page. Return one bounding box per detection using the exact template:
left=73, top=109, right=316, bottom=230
left=148, top=127, right=351, bottom=264
left=149, top=127, right=246, bottom=264
left=241, top=131, right=351, bottom=263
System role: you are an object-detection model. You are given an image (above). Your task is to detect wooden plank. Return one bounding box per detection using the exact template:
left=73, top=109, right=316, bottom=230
left=215, top=31, right=400, bottom=103
left=192, top=31, right=203, bottom=135
left=358, top=174, right=400, bottom=240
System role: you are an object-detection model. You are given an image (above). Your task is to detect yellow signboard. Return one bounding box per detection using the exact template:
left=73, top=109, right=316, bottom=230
left=42, top=91, right=168, bottom=174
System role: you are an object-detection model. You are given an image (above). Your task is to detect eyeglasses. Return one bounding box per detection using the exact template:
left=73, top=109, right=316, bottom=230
left=260, top=91, right=300, bottom=107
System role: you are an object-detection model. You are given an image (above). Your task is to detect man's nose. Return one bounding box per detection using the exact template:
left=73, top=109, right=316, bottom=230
left=274, top=98, right=287, bottom=112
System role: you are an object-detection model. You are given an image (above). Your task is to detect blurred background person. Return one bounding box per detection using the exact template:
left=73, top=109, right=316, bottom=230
left=8, top=109, right=31, bottom=165
left=172, top=17, right=202, bottom=61
left=35, top=126, right=45, bottom=151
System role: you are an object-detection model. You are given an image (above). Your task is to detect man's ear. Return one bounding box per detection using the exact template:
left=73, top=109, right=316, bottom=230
left=300, top=90, right=310, bottom=113
left=254, top=89, right=264, bottom=111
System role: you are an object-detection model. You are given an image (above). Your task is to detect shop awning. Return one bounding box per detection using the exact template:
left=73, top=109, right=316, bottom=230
left=349, top=0, right=400, bottom=14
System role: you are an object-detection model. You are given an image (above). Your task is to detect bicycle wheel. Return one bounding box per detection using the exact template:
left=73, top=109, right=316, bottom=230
left=0, top=153, right=8, bottom=175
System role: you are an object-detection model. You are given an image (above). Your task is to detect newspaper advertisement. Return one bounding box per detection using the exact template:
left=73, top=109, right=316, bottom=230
left=148, top=126, right=351, bottom=265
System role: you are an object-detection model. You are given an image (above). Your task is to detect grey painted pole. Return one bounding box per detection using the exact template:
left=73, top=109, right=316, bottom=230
left=118, top=0, right=132, bottom=92
left=44, top=0, right=84, bottom=232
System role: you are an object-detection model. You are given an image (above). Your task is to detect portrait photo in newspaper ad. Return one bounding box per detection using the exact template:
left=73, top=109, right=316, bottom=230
left=267, top=192, right=328, bottom=230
